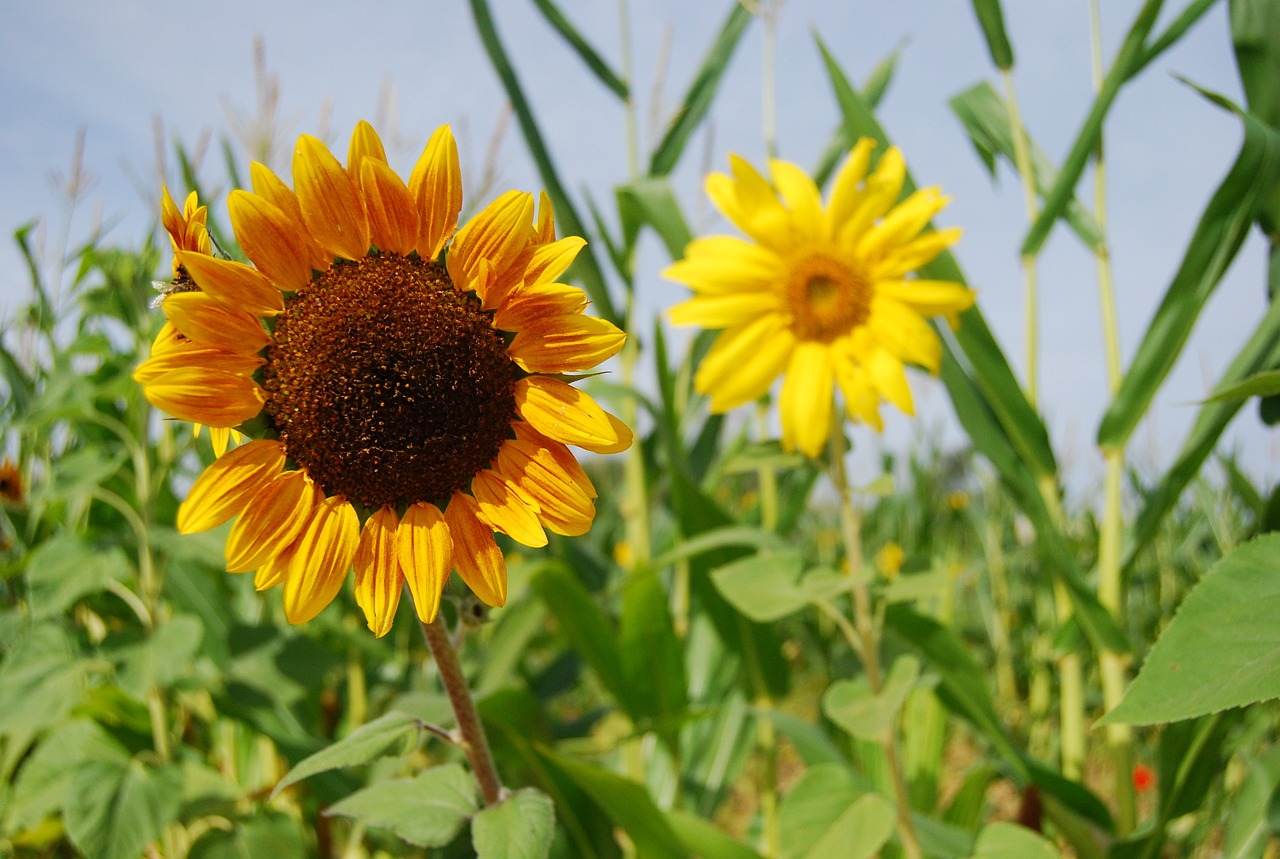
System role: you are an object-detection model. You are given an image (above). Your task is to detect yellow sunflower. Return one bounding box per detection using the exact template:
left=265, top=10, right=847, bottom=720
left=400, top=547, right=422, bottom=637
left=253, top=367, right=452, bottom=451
left=665, top=139, right=974, bottom=457
left=0, top=458, right=23, bottom=505
left=136, top=121, right=630, bottom=636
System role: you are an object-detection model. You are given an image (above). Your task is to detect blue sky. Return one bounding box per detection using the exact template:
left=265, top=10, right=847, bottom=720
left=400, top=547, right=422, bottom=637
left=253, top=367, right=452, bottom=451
left=0, top=1, right=1272, bottom=494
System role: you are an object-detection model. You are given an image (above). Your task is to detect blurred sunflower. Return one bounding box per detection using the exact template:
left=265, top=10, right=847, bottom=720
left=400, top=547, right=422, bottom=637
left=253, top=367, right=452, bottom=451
left=665, top=139, right=974, bottom=457
left=0, top=458, right=23, bottom=505
left=136, top=121, right=629, bottom=635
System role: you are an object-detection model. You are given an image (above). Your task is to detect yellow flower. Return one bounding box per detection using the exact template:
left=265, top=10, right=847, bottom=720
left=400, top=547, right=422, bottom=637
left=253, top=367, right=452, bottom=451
left=665, top=139, right=974, bottom=457
left=875, top=541, right=905, bottom=578
left=136, top=121, right=630, bottom=636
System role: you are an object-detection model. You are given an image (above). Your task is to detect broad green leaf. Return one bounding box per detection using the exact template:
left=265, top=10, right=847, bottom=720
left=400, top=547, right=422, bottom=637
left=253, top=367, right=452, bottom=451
left=970, top=0, right=1014, bottom=70
left=270, top=710, right=422, bottom=798
left=532, top=0, right=627, bottom=99
left=537, top=749, right=690, bottom=859
left=325, top=764, right=479, bottom=848
left=648, top=2, right=752, bottom=177
left=472, top=788, right=556, bottom=859
left=1221, top=744, right=1280, bottom=857
left=64, top=758, right=183, bottom=859
left=808, top=794, right=897, bottom=859
left=879, top=569, right=951, bottom=604
left=1204, top=369, right=1280, bottom=402
left=666, top=808, right=765, bottom=859
left=0, top=622, right=88, bottom=736
left=799, top=566, right=865, bottom=601
left=5, top=719, right=126, bottom=833
left=110, top=613, right=204, bottom=698
left=24, top=533, right=130, bottom=619
left=710, top=551, right=808, bottom=622
left=968, top=822, right=1060, bottom=859
left=823, top=656, right=920, bottom=741
left=616, top=179, right=693, bottom=260
left=778, top=764, right=894, bottom=859
left=619, top=569, right=688, bottom=746
left=1021, top=0, right=1163, bottom=256
left=529, top=562, right=628, bottom=712
left=468, top=0, right=617, bottom=324
left=1103, top=534, right=1280, bottom=725
left=650, top=525, right=789, bottom=570
left=188, top=811, right=308, bottom=859
left=949, top=82, right=1103, bottom=249
left=1098, top=89, right=1280, bottom=448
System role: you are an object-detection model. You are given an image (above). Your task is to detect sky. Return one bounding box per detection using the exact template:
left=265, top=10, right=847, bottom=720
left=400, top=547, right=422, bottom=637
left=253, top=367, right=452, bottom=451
left=0, top=1, right=1273, bottom=498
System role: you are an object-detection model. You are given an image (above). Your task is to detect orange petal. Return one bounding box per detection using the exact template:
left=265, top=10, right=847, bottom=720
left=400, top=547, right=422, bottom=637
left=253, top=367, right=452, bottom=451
left=250, top=162, right=330, bottom=272
left=353, top=506, right=403, bottom=637
left=347, top=120, right=388, bottom=171
left=225, top=470, right=320, bottom=573
left=494, top=440, right=595, bottom=536
left=143, top=367, right=264, bottom=427
left=409, top=125, right=462, bottom=260
left=521, top=236, right=585, bottom=286
left=492, top=281, right=588, bottom=332
left=511, top=422, right=597, bottom=498
left=176, top=440, right=285, bottom=533
left=569, top=411, right=633, bottom=455
left=514, top=376, right=618, bottom=448
left=444, top=492, right=507, bottom=607
left=284, top=495, right=360, bottom=624
left=508, top=315, right=625, bottom=374
left=293, top=134, right=371, bottom=261
left=163, top=291, right=270, bottom=353
left=360, top=158, right=419, bottom=256
left=447, top=190, right=534, bottom=298
left=228, top=190, right=316, bottom=294
left=398, top=502, right=453, bottom=623
left=178, top=252, right=284, bottom=316
left=471, top=470, right=547, bottom=548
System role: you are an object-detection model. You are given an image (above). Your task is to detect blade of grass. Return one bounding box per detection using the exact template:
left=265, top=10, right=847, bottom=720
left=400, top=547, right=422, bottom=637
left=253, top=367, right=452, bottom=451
left=469, top=0, right=619, bottom=325
left=1132, top=0, right=1219, bottom=78
left=1097, top=88, right=1280, bottom=449
left=970, top=0, right=1014, bottom=70
left=647, top=2, right=752, bottom=177
left=531, top=0, right=629, bottom=100
left=812, top=45, right=903, bottom=188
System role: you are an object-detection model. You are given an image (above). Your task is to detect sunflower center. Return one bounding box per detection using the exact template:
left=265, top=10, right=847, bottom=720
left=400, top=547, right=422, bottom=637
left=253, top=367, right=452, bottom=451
left=264, top=253, right=519, bottom=509
left=786, top=251, right=872, bottom=342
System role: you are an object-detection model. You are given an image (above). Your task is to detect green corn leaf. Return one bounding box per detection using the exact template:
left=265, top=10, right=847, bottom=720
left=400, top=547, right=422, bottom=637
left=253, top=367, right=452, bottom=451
left=949, top=82, right=1103, bottom=250
left=1103, top=533, right=1280, bottom=725
left=532, top=0, right=628, bottom=99
left=616, top=178, right=694, bottom=260
left=1132, top=0, right=1219, bottom=79
left=1098, top=88, right=1280, bottom=449
left=1124, top=294, right=1280, bottom=569
left=1231, top=0, right=1280, bottom=235
left=619, top=569, right=689, bottom=749
left=1021, top=0, right=1164, bottom=257
left=666, top=809, right=765, bottom=859
left=1204, top=368, right=1280, bottom=403
left=469, top=0, right=618, bottom=324
left=812, top=45, right=903, bottom=188
left=648, top=2, right=752, bottom=177
left=970, top=0, right=1015, bottom=70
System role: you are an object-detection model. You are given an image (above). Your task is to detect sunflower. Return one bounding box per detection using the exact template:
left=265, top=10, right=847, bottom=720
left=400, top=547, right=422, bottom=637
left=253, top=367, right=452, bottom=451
left=0, top=458, right=22, bottom=505
left=136, top=121, right=629, bottom=636
left=665, top=139, right=974, bottom=457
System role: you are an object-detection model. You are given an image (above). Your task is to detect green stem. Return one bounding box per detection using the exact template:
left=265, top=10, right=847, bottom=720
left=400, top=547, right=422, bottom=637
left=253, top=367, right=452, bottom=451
left=1001, top=67, right=1040, bottom=406
left=420, top=614, right=504, bottom=806
left=828, top=426, right=923, bottom=859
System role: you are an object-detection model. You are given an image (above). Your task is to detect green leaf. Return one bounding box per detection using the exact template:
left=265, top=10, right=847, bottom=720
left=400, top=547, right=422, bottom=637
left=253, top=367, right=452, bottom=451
left=5, top=719, right=127, bottom=833
left=1231, top=0, right=1280, bottom=234
left=325, top=764, right=479, bottom=848
left=472, top=788, right=556, bottom=859
left=64, top=758, right=183, bottom=859
left=1021, top=0, right=1163, bottom=256
left=0, top=622, right=88, bottom=736
left=1103, top=534, right=1280, bottom=725
left=616, top=179, right=693, bottom=260
left=188, top=811, right=308, bottom=859
left=650, top=525, right=789, bottom=569
left=1098, top=89, right=1280, bottom=448
left=710, top=551, right=809, bottom=622
left=1204, top=369, right=1280, bottom=403
left=812, top=47, right=903, bottom=188
left=822, top=656, right=920, bottom=741
left=270, top=710, right=422, bottom=798
left=968, top=822, right=1061, bottom=859
left=778, top=763, right=893, bottom=859
left=666, top=808, right=765, bottom=859
left=24, top=533, right=130, bottom=619
left=648, top=2, right=752, bottom=177
left=537, top=749, right=690, bottom=859
left=619, top=569, right=688, bottom=746
left=529, top=562, right=628, bottom=712
left=110, top=613, right=204, bottom=698
left=970, top=0, right=1014, bottom=70
left=532, top=0, right=628, bottom=99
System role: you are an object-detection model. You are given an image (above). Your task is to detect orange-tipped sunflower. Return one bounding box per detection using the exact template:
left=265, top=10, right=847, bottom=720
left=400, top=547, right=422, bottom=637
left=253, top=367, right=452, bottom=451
left=136, top=121, right=629, bottom=636
left=665, top=139, right=974, bottom=457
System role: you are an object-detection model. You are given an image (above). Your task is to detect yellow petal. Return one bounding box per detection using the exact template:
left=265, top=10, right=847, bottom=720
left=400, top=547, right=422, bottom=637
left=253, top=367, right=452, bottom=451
left=508, top=315, right=626, bottom=374
left=225, top=470, right=319, bottom=573
left=837, top=147, right=905, bottom=248
left=875, top=280, right=975, bottom=318
left=778, top=342, right=835, bottom=458
left=872, top=229, right=962, bottom=279
left=694, top=314, right=796, bottom=412
left=177, top=439, right=284, bottom=533
left=347, top=120, right=387, bottom=171
left=706, top=156, right=798, bottom=253
left=667, top=290, right=780, bottom=329
left=251, top=161, right=330, bottom=272
left=494, top=440, right=595, bottom=536
left=769, top=158, right=824, bottom=239
left=398, top=502, right=453, bottom=623
left=409, top=125, right=462, bottom=260
left=514, top=376, right=618, bottom=448
left=448, top=190, right=534, bottom=299
left=353, top=506, right=403, bottom=637
left=836, top=361, right=884, bottom=431
left=662, top=236, right=783, bottom=295
left=856, top=188, right=949, bottom=260
left=228, top=190, right=315, bottom=294
left=493, top=281, right=589, bottom=331
left=143, top=367, right=264, bottom=427
left=866, top=299, right=943, bottom=372
left=512, top=421, right=597, bottom=498
left=360, top=158, right=419, bottom=256
left=163, top=291, right=270, bottom=353
left=533, top=190, right=557, bottom=243
left=178, top=252, right=284, bottom=317
left=445, top=492, right=507, bottom=607
left=284, top=495, right=360, bottom=624
left=521, top=236, right=585, bottom=286
left=470, top=470, right=547, bottom=548
left=825, top=138, right=877, bottom=238
left=865, top=348, right=914, bottom=416
left=573, top=411, right=633, bottom=455
left=293, top=134, right=370, bottom=261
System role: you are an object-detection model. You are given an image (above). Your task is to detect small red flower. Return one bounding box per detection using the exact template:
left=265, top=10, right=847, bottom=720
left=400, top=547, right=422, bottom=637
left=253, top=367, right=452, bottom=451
left=1132, top=763, right=1155, bottom=793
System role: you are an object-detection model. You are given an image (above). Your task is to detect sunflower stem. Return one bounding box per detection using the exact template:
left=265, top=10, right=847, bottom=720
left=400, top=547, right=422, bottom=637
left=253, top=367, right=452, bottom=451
left=828, top=425, right=923, bottom=859
left=420, top=613, right=504, bottom=806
